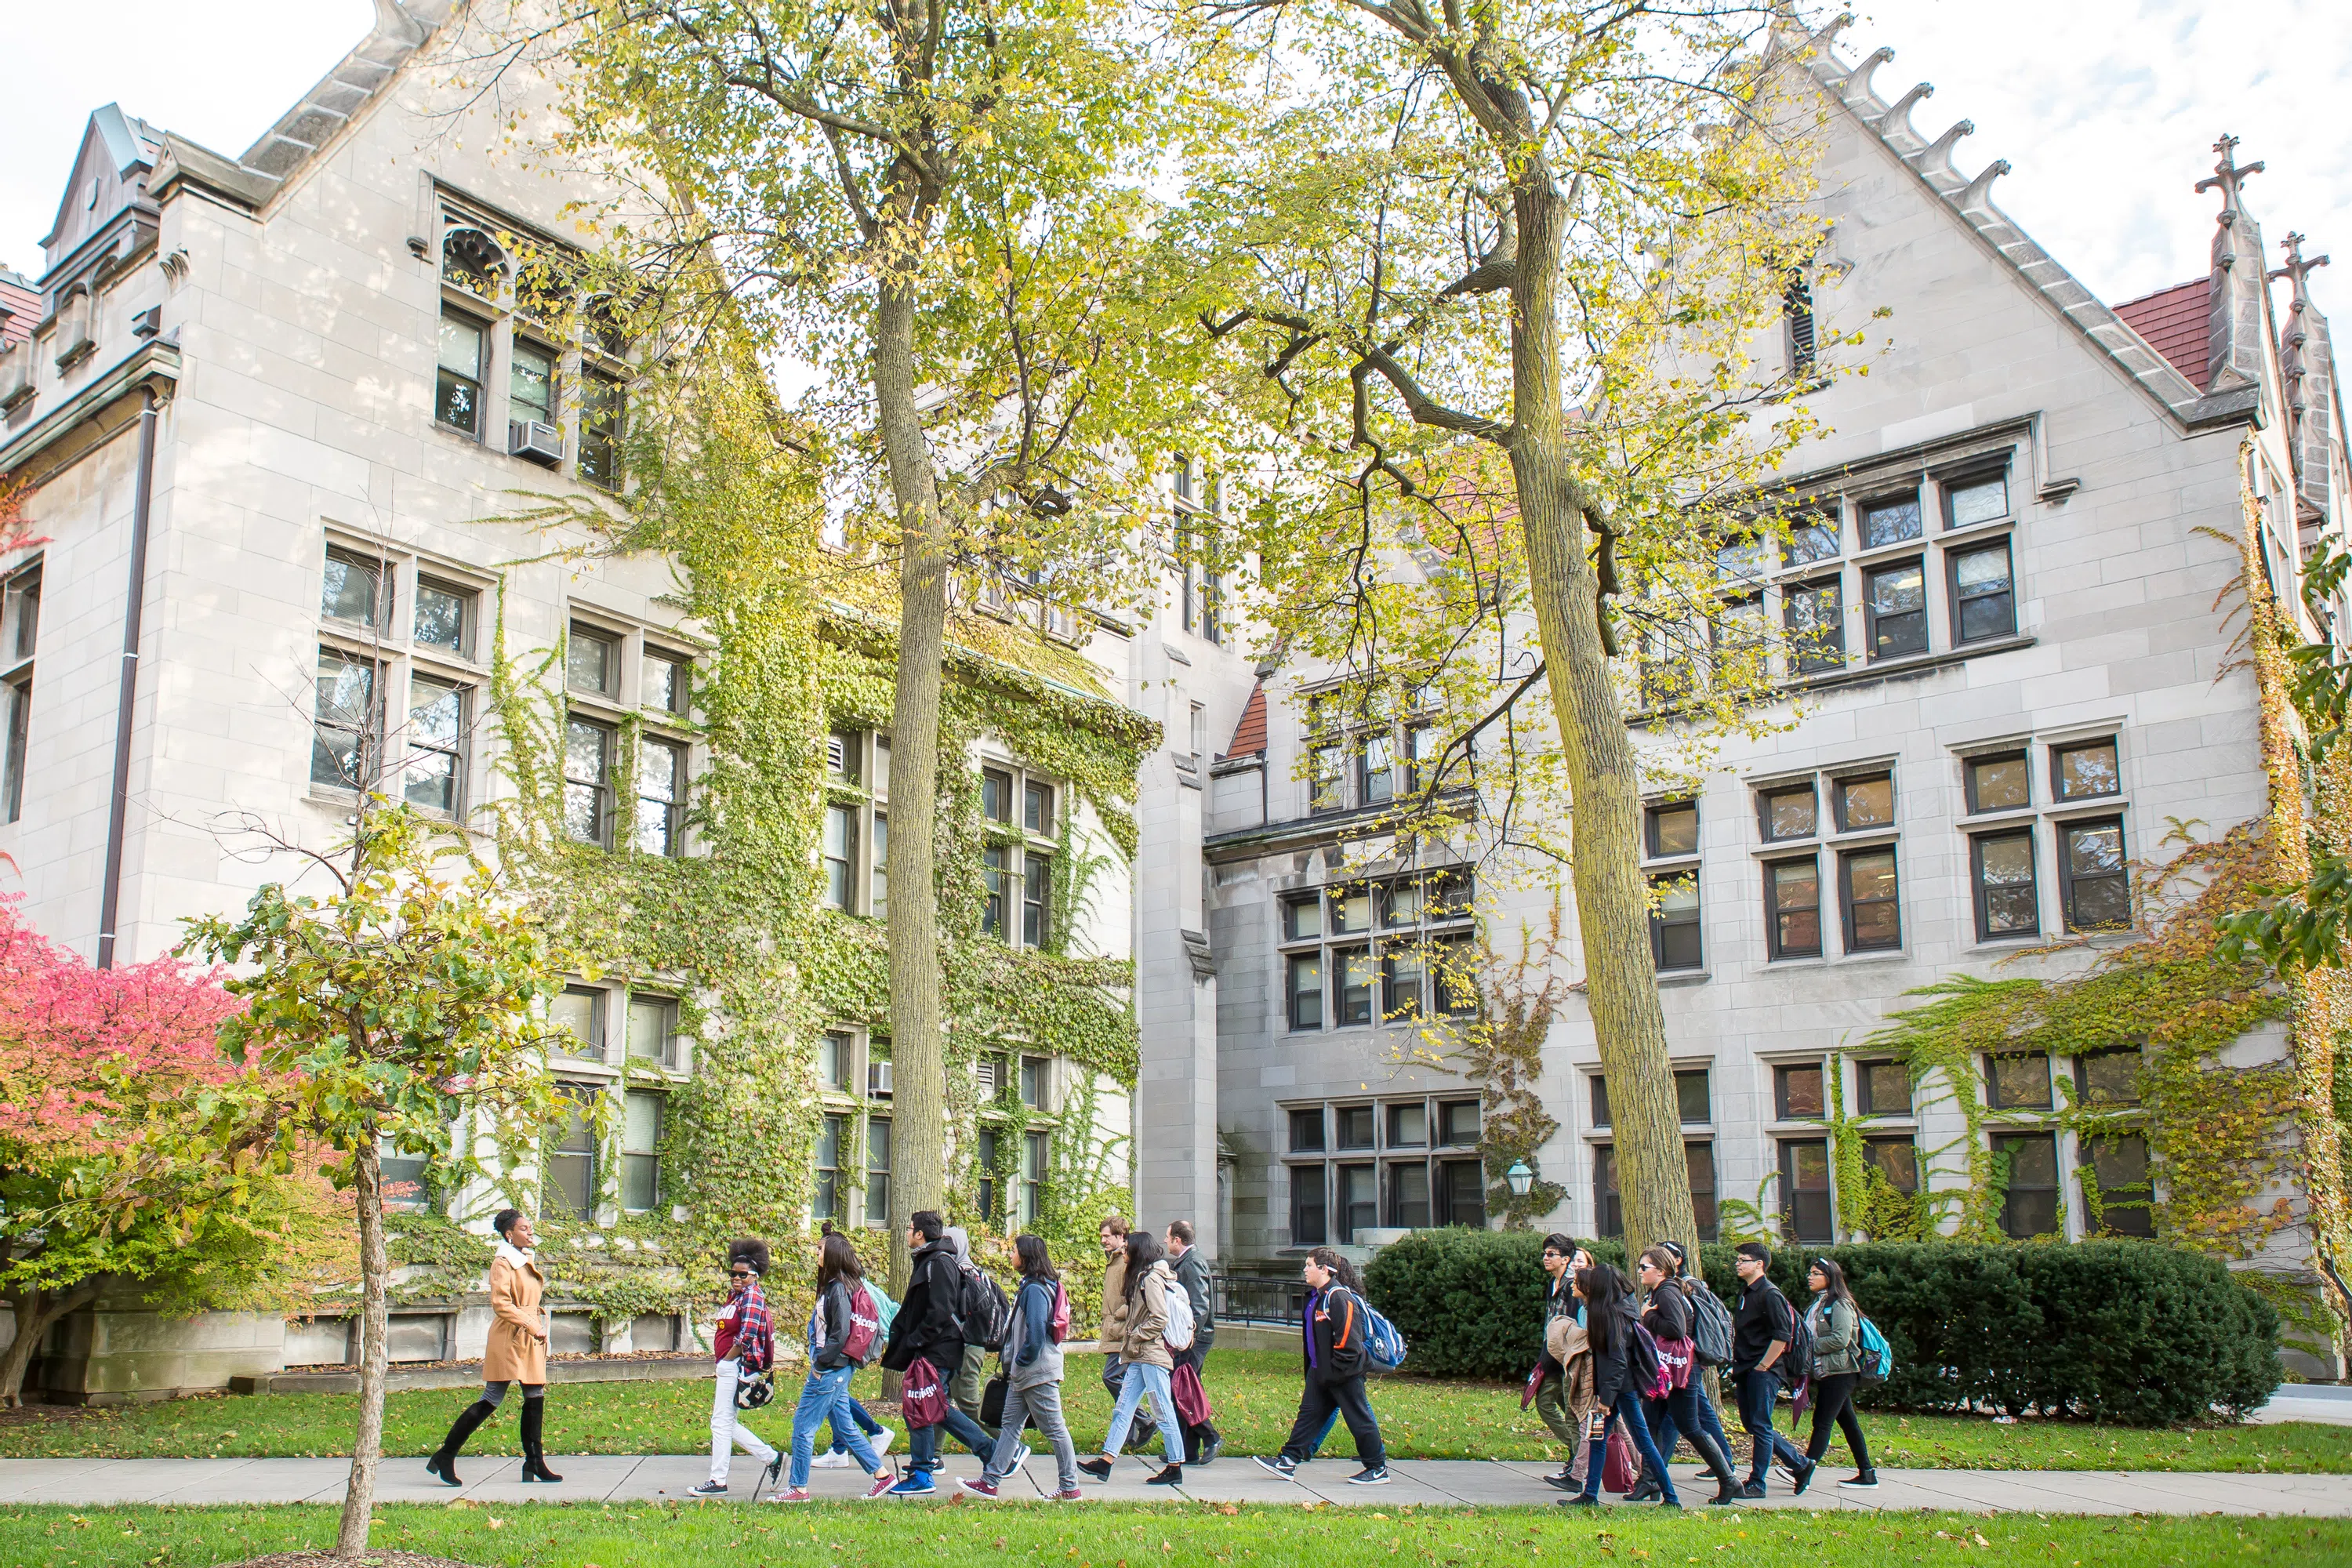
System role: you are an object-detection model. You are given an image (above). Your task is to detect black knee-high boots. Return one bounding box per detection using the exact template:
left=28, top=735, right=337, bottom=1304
left=519, top=1396, right=563, bottom=1483
left=426, top=1399, right=497, bottom=1486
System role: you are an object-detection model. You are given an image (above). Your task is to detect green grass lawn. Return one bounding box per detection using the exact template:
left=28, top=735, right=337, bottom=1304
left=2, top=1349, right=2344, bottom=1474
left=5, top=1503, right=2350, bottom=1568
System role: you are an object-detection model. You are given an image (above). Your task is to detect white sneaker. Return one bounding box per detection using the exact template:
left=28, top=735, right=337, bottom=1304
left=872, top=1428, right=894, bottom=1458
left=811, top=1451, right=853, bottom=1469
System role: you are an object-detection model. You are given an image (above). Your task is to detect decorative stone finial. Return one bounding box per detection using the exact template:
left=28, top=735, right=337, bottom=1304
left=1958, top=158, right=2013, bottom=213
left=1878, top=82, right=1934, bottom=143
left=2270, top=231, right=2332, bottom=303
left=2194, top=133, right=2264, bottom=214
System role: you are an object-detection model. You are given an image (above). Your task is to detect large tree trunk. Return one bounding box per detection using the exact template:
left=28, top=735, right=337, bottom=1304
left=873, top=266, right=950, bottom=1297
left=1508, top=176, right=1704, bottom=1279
left=336, top=1142, right=389, bottom=1559
left=0, top=1280, right=100, bottom=1407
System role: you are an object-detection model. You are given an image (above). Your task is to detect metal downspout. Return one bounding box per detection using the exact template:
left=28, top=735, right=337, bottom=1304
left=94, top=389, right=158, bottom=969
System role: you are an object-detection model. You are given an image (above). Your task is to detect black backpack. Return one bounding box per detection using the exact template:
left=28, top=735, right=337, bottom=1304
left=1778, top=1285, right=1814, bottom=1378
left=959, top=1262, right=1013, bottom=1352
left=1681, top=1277, right=1736, bottom=1368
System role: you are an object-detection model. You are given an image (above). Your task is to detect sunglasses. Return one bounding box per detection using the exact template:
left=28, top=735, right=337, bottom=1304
left=729, top=1269, right=754, bottom=1279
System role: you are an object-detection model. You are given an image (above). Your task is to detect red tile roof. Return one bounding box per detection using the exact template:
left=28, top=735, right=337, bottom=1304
left=1224, top=681, right=1266, bottom=760
left=2114, top=278, right=2211, bottom=390
left=0, top=273, right=37, bottom=348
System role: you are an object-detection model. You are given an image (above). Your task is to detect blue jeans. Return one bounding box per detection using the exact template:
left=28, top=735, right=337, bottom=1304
left=827, top=1394, right=884, bottom=1454
left=1103, top=1360, right=1178, bottom=1463
left=1583, top=1388, right=1677, bottom=1504
left=1735, top=1367, right=1810, bottom=1483
left=789, top=1366, right=879, bottom=1487
left=909, top=1401, right=995, bottom=1469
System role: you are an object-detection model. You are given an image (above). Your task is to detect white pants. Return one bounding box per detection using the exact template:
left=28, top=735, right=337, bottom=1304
left=710, top=1359, right=778, bottom=1483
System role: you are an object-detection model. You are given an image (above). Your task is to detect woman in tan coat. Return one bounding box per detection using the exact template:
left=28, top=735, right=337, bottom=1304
left=1076, top=1232, right=1183, bottom=1486
left=426, top=1209, right=562, bottom=1486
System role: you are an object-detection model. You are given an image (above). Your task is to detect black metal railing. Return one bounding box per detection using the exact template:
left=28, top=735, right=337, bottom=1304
left=1212, top=1272, right=1308, bottom=1327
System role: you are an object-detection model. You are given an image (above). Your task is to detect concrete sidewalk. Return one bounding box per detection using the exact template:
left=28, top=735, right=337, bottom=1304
left=0, top=1452, right=2343, bottom=1516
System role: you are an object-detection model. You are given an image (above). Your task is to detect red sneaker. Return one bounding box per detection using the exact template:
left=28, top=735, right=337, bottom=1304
left=862, top=1471, right=899, bottom=1500
left=958, top=1477, right=1002, bottom=1499
left=1051, top=1486, right=1086, bottom=1501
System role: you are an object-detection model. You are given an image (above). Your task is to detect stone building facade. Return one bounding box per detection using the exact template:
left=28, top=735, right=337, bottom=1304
left=0, top=2, right=1231, bottom=1398
left=1190, top=22, right=2347, bottom=1374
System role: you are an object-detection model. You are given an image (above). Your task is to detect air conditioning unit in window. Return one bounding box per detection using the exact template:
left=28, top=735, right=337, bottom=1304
left=508, top=419, right=564, bottom=467
left=868, top=1062, right=893, bottom=1098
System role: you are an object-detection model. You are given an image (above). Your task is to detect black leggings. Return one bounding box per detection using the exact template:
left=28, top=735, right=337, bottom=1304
left=1805, top=1372, right=1873, bottom=1469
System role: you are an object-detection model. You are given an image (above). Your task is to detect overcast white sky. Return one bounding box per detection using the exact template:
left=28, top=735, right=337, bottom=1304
left=3, top=0, right=2345, bottom=319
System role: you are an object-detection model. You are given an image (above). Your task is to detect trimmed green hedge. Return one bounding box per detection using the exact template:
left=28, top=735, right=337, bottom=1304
left=1361, top=1230, right=2281, bottom=1424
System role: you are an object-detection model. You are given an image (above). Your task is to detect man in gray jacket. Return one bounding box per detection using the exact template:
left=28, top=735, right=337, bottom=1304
left=1165, top=1220, right=1221, bottom=1465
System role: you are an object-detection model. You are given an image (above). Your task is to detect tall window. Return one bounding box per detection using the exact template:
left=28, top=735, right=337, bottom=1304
left=1595, top=1142, right=1719, bottom=1242
left=510, top=339, right=557, bottom=430
left=822, top=730, right=891, bottom=916
left=620, top=1091, right=663, bottom=1212
left=563, top=718, right=615, bottom=846
left=568, top=624, right=618, bottom=696
left=1783, top=269, right=1816, bottom=380
left=1650, top=873, right=1700, bottom=971
left=416, top=578, right=472, bottom=657
left=543, top=1087, right=597, bottom=1219
left=1778, top=1139, right=1832, bottom=1242
left=437, top=310, right=486, bottom=437
left=403, top=675, right=465, bottom=814
left=312, top=648, right=379, bottom=791
left=1766, top=857, right=1822, bottom=959
left=1188, top=702, right=1207, bottom=772
left=1022, top=1131, right=1050, bottom=1222
left=1951, top=540, right=2016, bottom=643
left=813, top=1114, right=844, bottom=1221
left=826, top=805, right=858, bottom=911
left=646, top=652, right=691, bottom=715
left=0, top=567, right=32, bottom=824
left=1784, top=578, right=1844, bottom=674
left=578, top=371, right=625, bottom=490
left=1994, top=1132, right=2060, bottom=1238
left=1840, top=847, right=1901, bottom=951
left=976, top=1127, right=1001, bottom=1221
left=1864, top=559, right=1928, bottom=659
left=2060, top=818, right=2129, bottom=931
left=864, top=1116, right=892, bottom=1228
left=1972, top=829, right=2038, bottom=940
left=636, top=736, right=687, bottom=855
left=2082, top=1133, right=2154, bottom=1237
left=978, top=763, right=1058, bottom=947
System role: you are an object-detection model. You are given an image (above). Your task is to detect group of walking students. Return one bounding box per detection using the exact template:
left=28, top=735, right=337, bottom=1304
left=422, top=1209, right=1875, bottom=1507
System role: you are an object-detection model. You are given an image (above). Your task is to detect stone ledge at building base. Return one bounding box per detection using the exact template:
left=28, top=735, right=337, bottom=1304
left=227, top=1352, right=714, bottom=1397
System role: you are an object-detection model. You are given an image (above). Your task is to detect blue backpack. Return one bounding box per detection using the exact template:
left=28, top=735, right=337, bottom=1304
left=1361, top=1301, right=1408, bottom=1373
left=1857, top=1313, right=1894, bottom=1385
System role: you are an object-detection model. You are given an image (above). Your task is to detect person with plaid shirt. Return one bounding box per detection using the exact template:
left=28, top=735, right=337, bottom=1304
left=691, top=1238, right=784, bottom=1497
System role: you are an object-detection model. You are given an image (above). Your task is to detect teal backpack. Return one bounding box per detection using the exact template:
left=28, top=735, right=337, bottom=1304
left=1856, top=1313, right=1894, bottom=1385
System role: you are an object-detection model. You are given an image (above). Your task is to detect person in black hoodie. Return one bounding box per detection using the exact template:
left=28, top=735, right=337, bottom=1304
left=1632, top=1246, right=1741, bottom=1505
left=1253, top=1247, right=1389, bottom=1486
left=1562, top=1264, right=1680, bottom=1508
left=879, top=1210, right=995, bottom=1494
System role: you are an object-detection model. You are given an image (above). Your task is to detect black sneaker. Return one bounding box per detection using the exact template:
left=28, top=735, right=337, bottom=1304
left=1791, top=1459, right=1816, bottom=1496
left=1197, top=1437, right=1221, bottom=1467
left=1841, top=1471, right=1879, bottom=1490
left=1254, top=1455, right=1298, bottom=1479
left=1737, top=1480, right=1767, bottom=1500
left=687, top=1479, right=731, bottom=1497
left=1146, top=1464, right=1184, bottom=1486
left=1076, top=1457, right=1115, bottom=1483
left=1541, top=1468, right=1579, bottom=1491
left=1346, top=1465, right=1390, bottom=1486
left=1627, top=1477, right=1662, bottom=1502
left=1558, top=1494, right=1600, bottom=1508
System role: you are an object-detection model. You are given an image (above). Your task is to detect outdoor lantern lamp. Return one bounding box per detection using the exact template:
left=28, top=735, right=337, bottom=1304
left=1506, top=1160, right=1534, bottom=1197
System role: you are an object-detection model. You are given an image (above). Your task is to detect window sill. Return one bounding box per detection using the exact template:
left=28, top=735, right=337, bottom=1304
left=1965, top=937, right=2045, bottom=956
left=1655, top=969, right=1711, bottom=988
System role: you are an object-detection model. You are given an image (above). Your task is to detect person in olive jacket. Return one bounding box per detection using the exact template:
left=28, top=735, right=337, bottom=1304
left=1800, top=1258, right=1878, bottom=1490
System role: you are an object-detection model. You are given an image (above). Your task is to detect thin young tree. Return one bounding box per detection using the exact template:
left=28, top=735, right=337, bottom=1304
left=1174, top=1, right=1835, bottom=1267
left=547, top=0, right=1208, bottom=1284
left=183, top=808, right=566, bottom=1559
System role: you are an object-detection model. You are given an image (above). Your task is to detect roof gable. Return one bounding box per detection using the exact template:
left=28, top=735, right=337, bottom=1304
left=1791, top=16, right=2241, bottom=430
left=39, top=105, right=161, bottom=274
